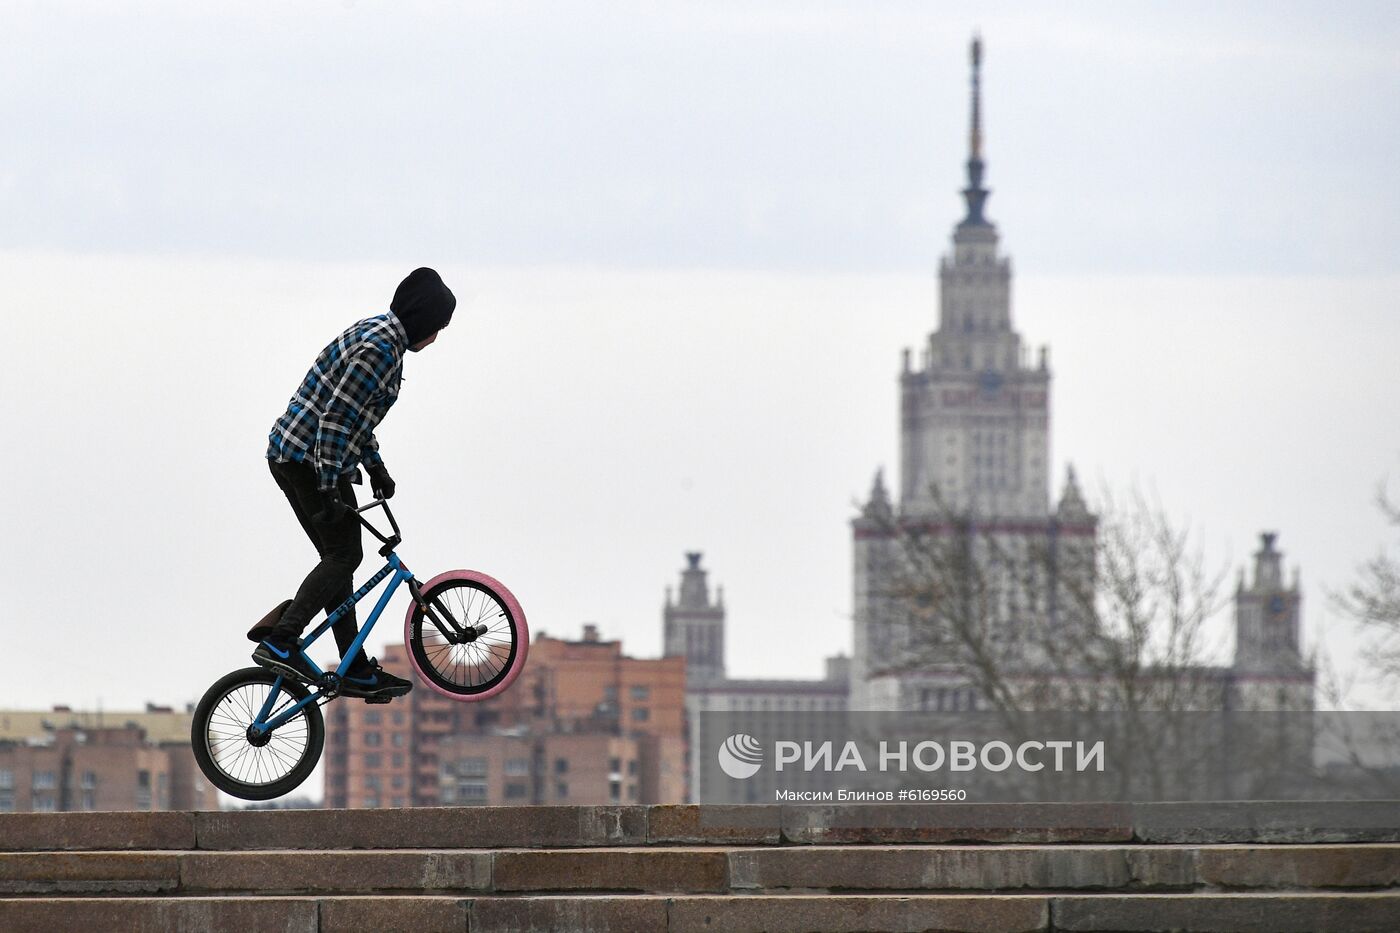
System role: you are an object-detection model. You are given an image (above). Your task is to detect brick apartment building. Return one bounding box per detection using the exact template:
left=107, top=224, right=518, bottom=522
left=325, top=626, right=686, bottom=808
left=0, top=706, right=211, bottom=812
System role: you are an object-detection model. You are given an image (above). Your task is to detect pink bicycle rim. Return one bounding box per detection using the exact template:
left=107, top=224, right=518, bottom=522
left=404, top=569, right=529, bottom=702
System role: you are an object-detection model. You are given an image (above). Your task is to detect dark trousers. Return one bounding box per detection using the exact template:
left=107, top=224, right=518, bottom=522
left=268, top=459, right=370, bottom=667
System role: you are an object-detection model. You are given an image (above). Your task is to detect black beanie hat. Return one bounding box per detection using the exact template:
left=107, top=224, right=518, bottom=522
left=390, top=268, right=456, bottom=346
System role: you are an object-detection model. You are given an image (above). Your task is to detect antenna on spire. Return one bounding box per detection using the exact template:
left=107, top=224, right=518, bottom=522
left=970, top=33, right=983, bottom=161
left=959, top=33, right=991, bottom=228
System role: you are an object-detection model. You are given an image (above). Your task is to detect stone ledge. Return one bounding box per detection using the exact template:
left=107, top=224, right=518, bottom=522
left=651, top=804, right=782, bottom=844
left=0, top=897, right=319, bottom=933
left=0, top=811, right=195, bottom=852
left=1050, top=892, right=1400, bottom=932
left=0, top=851, right=179, bottom=895
left=193, top=805, right=647, bottom=850
left=666, top=894, right=1049, bottom=933
left=493, top=849, right=728, bottom=893
left=1130, top=801, right=1400, bottom=844
left=0, top=802, right=1395, bottom=853
left=5, top=844, right=1396, bottom=896
left=729, top=845, right=1197, bottom=892
left=779, top=802, right=1134, bottom=845
left=470, top=894, right=667, bottom=933
left=319, top=895, right=469, bottom=931
left=1, top=892, right=1396, bottom=932
left=179, top=850, right=492, bottom=894
left=1196, top=844, right=1400, bottom=889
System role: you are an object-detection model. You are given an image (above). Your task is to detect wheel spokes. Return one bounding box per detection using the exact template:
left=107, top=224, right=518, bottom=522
left=205, top=681, right=312, bottom=786
left=415, top=582, right=517, bottom=691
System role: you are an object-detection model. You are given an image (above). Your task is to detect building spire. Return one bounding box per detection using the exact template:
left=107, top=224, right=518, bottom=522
left=960, top=33, right=991, bottom=228
left=970, top=34, right=983, bottom=161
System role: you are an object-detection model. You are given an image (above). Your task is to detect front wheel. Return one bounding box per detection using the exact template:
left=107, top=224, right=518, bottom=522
left=191, top=666, right=324, bottom=801
left=405, top=570, right=529, bottom=701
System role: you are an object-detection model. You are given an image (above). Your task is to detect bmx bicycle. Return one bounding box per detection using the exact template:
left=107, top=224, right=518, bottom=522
left=190, top=498, right=528, bottom=800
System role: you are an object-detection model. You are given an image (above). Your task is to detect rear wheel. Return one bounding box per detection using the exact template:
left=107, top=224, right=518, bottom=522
left=405, top=570, right=528, bottom=701
left=191, top=666, right=324, bottom=800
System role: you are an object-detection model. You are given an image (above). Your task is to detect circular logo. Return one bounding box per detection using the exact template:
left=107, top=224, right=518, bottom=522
left=717, top=733, right=764, bottom=779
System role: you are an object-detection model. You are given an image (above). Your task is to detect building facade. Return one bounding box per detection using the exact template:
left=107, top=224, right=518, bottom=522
left=325, top=631, right=686, bottom=808
left=850, top=37, right=1099, bottom=712
left=0, top=705, right=211, bottom=812
left=659, top=552, right=850, bottom=802
left=848, top=37, right=1313, bottom=714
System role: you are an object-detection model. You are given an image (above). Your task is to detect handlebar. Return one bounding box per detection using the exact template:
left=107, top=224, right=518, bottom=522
left=355, top=498, right=403, bottom=557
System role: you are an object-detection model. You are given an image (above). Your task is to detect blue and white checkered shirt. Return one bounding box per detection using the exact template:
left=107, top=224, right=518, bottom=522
left=267, top=313, right=408, bottom=490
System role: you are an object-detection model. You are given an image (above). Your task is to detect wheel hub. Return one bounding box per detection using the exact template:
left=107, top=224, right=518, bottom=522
left=246, top=724, right=271, bottom=748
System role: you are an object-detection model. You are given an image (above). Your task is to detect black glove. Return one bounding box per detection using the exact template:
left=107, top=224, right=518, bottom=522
left=314, top=487, right=349, bottom=524
left=367, top=462, right=396, bottom=500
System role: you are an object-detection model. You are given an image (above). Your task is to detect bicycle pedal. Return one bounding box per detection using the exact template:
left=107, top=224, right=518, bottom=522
left=363, top=695, right=392, bottom=705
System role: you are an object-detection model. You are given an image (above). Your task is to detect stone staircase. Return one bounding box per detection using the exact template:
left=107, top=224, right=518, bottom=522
left=1, top=802, right=1398, bottom=931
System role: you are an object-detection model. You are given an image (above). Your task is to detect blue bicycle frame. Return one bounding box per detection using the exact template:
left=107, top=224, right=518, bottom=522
left=249, top=504, right=419, bottom=739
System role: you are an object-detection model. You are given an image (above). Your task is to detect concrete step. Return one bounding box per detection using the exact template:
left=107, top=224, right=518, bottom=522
left=2, top=845, right=1398, bottom=896
left=1, top=801, right=1396, bottom=852
left=3, top=893, right=1400, bottom=933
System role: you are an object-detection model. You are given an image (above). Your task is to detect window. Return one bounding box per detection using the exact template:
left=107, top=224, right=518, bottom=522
left=364, top=795, right=380, bottom=808
left=609, top=758, right=621, bottom=773
left=364, top=754, right=381, bottom=769
left=609, top=780, right=621, bottom=802
left=391, top=754, right=404, bottom=769
left=455, top=757, right=488, bottom=778
left=392, top=712, right=405, bottom=725
left=555, top=782, right=568, bottom=799
left=505, top=758, right=530, bottom=776
left=81, top=791, right=96, bottom=811
left=628, top=784, right=638, bottom=801
left=554, top=758, right=568, bottom=774
left=0, top=770, right=13, bottom=790
left=629, top=685, right=650, bottom=701
left=136, top=771, right=152, bottom=809
left=32, top=771, right=56, bottom=790
left=627, top=760, right=637, bottom=776
left=81, top=771, right=97, bottom=790
left=364, top=711, right=381, bottom=725
left=505, top=782, right=529, bottom=800
left=392, top=796, right=406, bottom=807
left=364, top=732, right=382, bottom=747
left=32, top=794, right=56, bottom=812
left=392, top=775, right=405, bottom=789
left=365, top=774, right=381, bottom=790
left=631, top=708, right=650, bottom=722
left=392, top=733, right=407, bottom=748
left=456, top=782, right=488, bottom=803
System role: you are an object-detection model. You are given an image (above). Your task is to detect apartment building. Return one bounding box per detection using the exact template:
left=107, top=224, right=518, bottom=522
left=325, top=628, right=687, bottom=808
left=0, top=706, right=211, bottom=812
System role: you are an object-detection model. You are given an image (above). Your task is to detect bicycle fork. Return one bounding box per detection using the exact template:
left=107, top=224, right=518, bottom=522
left=407, top=578, right=488, bottom=645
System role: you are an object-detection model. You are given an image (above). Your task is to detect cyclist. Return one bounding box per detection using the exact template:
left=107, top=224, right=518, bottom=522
left=253, top=267, right=455, bottom=701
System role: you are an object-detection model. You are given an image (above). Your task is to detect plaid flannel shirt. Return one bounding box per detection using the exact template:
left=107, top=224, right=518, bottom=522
left=267, top=313, right=407, bottom=490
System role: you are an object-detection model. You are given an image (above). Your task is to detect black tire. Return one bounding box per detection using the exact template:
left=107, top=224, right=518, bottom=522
left=408, top=575, right=525, bottom=699
left=191, top=666, right=324, bottom=801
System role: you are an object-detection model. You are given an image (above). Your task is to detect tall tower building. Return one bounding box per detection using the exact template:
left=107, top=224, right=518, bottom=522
left=852, top=37, right=1095, bottom=710
left=902, top=34, right=1050, bottom=518
left=1234, top=533, right=1305, bottom=671
left=663, top=552, right=726, bottom=686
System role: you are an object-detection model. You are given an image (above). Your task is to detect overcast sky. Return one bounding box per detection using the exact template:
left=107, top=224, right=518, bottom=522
left=2, top=1, right=1398, bottom=715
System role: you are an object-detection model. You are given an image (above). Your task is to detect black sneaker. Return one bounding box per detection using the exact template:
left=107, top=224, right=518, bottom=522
left=340, top=657, right=413, bottom=700
left=252, top=639, right=320, bottom=684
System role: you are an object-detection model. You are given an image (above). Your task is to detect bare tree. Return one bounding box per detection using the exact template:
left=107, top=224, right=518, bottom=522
left=868, top=484, right=1231, bottom=716
left=860, top=483, right=1291, bottom=801
left=1336, top=484, right=1400, bottom=690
